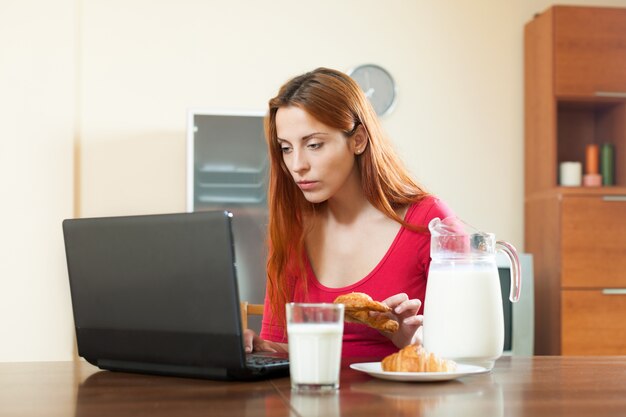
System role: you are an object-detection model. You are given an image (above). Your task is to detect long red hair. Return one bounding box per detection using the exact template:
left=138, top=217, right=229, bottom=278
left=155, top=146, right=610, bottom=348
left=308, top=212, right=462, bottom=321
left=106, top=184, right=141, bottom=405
left=264, top=67, right=428, bottom=327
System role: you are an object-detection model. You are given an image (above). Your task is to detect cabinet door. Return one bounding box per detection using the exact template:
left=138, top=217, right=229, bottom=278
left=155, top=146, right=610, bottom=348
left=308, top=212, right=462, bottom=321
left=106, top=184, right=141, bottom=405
left=554, top=7, right=626, bottom=96
left=562, top=289, right=626, bottom=355
left=561, top=195, right=626, bottom=287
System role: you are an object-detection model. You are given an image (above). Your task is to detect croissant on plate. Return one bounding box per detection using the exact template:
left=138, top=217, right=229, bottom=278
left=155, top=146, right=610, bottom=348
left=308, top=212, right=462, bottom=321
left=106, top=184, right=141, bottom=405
left=334, top=292, right=399, bottom=333
left=382, top=344, right=457, bottom=373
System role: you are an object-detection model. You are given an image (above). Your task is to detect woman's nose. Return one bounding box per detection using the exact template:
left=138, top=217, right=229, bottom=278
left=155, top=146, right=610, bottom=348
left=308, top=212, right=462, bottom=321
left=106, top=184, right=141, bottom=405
left=289, top=149, right=309, bottom=173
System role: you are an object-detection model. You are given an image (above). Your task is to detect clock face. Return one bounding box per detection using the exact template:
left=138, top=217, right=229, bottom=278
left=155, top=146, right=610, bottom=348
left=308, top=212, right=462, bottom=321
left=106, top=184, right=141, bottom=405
left=349, top=64, right=397, bottom=116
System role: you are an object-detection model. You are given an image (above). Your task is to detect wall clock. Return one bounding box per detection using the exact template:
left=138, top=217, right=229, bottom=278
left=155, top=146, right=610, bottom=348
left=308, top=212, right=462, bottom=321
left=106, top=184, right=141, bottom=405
left=348, top=64, right=397, bottom=116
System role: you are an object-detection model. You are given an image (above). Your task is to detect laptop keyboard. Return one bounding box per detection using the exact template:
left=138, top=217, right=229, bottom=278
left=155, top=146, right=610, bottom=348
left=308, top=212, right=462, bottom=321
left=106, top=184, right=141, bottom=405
left=246, top=354, right=289, bottom=371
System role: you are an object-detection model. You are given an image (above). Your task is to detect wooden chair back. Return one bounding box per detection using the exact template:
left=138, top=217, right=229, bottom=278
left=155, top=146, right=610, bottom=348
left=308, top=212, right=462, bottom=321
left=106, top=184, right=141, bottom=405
left=240, top=301, right=264, bottom=330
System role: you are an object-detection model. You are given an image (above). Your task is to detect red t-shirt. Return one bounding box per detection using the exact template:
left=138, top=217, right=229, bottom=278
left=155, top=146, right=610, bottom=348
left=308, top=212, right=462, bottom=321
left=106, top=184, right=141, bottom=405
left=260, top=196, right=454, bottom=359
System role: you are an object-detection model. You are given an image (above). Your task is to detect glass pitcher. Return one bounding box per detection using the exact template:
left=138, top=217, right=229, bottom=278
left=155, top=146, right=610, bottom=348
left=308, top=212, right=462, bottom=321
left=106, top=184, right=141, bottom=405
left=423, top=217, right=521, bottom=370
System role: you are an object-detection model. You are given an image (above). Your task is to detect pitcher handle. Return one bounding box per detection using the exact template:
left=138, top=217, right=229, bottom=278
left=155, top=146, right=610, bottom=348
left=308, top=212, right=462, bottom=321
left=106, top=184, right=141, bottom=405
left=496, top=240, right=522, bottom=302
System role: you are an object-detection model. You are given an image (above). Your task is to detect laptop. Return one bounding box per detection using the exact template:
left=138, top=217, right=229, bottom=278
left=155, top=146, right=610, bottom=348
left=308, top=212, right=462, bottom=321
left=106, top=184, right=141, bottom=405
left=62, top=210, right=289, bottom=380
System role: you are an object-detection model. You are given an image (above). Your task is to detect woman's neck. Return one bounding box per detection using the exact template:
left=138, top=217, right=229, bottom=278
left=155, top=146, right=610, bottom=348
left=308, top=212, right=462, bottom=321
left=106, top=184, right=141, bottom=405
left=324, top=169, right=375, bottom=225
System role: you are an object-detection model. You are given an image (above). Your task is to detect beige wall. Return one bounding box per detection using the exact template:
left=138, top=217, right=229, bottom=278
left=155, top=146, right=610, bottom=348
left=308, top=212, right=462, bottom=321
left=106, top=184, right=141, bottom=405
left=2, top=0, right=625, bottom=361
left=0, top=0, right=76, bottom=361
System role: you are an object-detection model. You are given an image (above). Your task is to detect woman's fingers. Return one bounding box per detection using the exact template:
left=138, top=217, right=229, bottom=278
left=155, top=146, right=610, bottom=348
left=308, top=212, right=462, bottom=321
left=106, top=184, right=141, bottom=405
left=243, top=329, right=285, bottom=353
left=382, top=293, right=409, bottom=309
left=402, top=314, right=423, bottom=326
left=243, top=330, right=277, bottom=353
left=382, top=293, right=422, bottom=317
left=243, top=329, right=255, bottom=353
left=413, top=323, right=424, bottom=345
left=255, top=340, right=278, bottom=353
left=394, top=298, right=422, bottom=316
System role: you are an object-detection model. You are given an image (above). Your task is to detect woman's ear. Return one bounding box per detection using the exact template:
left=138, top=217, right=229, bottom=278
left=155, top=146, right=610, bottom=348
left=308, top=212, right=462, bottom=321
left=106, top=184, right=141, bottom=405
left=352, top=125, right=369, bottom=155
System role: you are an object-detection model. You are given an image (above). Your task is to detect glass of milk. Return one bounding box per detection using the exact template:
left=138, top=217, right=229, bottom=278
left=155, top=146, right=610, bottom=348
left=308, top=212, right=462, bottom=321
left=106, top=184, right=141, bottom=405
left=286, top=303, right=344, bottom=393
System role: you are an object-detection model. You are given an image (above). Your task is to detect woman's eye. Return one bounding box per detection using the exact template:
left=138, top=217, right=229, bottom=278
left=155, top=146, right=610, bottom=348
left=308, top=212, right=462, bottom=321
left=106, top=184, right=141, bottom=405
left=280, top=146, right=292, bottom=154
left=307, top=143, right=322, bottom=150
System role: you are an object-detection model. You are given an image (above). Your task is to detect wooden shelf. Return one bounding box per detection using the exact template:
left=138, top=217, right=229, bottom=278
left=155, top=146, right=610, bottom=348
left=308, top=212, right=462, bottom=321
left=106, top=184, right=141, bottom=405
left=526, top=186, right=626, bottom=202
left=557, top=101, right=625, bottom=189
left=557, top=186, right=626, bottom=196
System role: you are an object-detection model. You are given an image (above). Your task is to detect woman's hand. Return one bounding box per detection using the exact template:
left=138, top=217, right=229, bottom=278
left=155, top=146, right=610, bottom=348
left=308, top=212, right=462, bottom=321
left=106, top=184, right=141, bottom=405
left=243, top=329, right=288, bottom=354
left=380, top=293, right=423, bottom=349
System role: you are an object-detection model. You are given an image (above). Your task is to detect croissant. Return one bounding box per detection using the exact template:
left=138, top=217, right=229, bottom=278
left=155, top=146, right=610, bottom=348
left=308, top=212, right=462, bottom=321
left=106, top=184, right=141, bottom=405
left=381, top=344, right=456, bottom=373
left=334, top=292, right=391, bottom=312
left=334, top=292, right=399, bottom=333
left=344, top=309, right=400, bottom=333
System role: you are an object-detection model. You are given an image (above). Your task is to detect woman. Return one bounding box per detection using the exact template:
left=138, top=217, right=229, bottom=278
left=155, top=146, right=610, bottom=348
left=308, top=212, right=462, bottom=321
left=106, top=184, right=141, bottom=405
left=244, top=67, right=454, bottom=358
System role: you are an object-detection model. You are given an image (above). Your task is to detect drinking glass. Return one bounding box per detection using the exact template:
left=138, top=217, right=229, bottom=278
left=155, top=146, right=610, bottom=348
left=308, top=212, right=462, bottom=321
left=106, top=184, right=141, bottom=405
left=286, top=303, right=344, bottom=393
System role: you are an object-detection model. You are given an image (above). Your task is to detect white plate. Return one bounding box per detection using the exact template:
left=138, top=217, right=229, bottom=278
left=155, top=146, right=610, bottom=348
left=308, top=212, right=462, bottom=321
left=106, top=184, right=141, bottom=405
left=349, top=362, right=490, bottom=382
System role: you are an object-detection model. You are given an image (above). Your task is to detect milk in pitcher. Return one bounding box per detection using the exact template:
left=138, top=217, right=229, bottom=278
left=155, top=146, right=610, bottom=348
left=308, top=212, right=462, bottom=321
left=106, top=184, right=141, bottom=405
left=424, top=264, right=504, bottom=367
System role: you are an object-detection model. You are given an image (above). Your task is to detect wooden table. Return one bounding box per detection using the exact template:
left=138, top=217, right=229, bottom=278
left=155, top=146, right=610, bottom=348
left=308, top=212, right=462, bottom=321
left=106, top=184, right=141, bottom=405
left=1, top=356, right=626, bottom=416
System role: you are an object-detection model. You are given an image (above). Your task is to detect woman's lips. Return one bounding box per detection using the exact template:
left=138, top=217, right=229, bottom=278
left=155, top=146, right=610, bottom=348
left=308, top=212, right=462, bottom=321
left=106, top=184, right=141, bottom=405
left=297, top=181, right=318, bottom=191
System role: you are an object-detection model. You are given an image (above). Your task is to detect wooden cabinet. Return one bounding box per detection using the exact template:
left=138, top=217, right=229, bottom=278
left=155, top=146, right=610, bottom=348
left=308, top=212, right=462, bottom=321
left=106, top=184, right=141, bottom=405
left=561, top=196, right=626, bottom=288
left=562, top=289, right=626, bottom=355
left=554, top=7, right=626, bottom=97
left=524, top=6, right=626, bottom=355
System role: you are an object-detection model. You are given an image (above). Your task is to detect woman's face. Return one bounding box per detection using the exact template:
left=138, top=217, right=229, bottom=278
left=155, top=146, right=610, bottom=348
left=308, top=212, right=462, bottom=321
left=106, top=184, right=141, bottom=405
left=275, top=106, right=361, bottom=204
